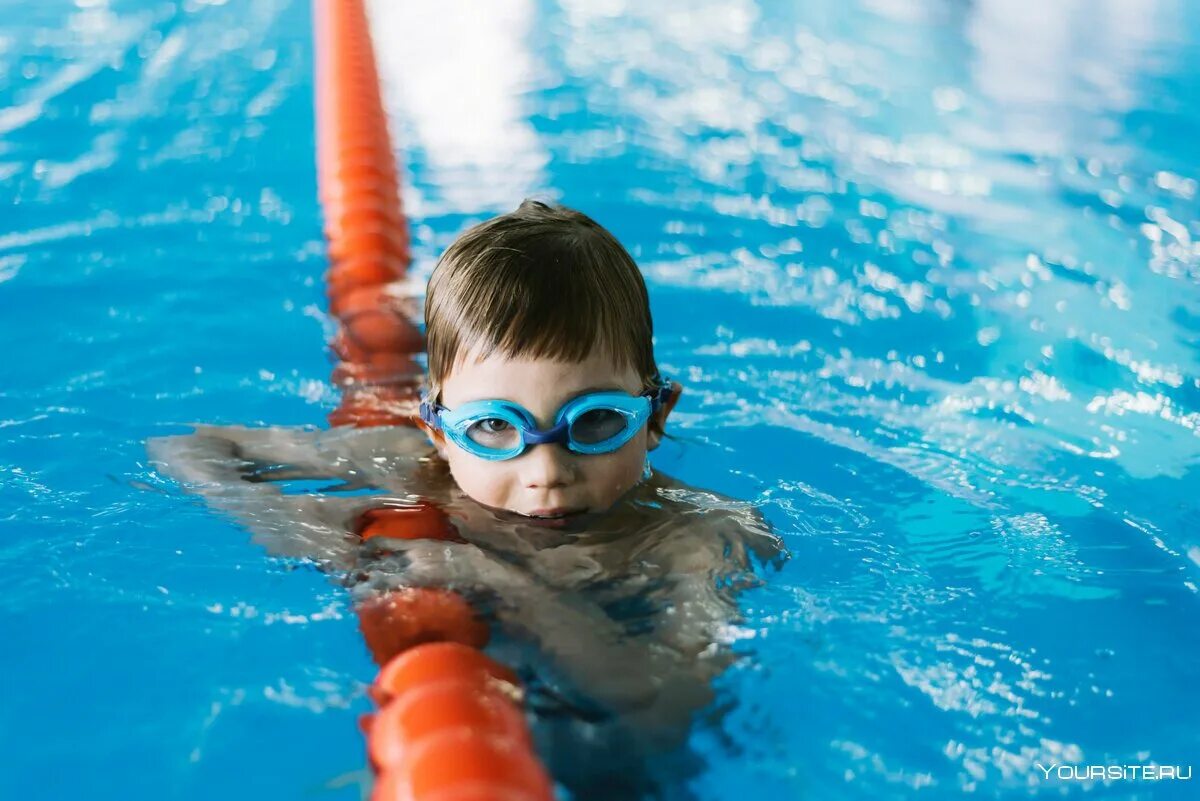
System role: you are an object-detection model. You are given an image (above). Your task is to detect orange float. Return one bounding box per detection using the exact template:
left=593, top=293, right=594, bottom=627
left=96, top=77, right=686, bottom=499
left=373, top=641, right=522, bottom=704
left=400, top=731, right=555, bottom=801
left=357, top=588, right=490, bottom=665
left=357, top=503, right=463, bottom=544
left=366, top=644, right=552, bottom=801
left=368, top=681, right=532, bottom=770
left=312, top=1, right=554, bottom=797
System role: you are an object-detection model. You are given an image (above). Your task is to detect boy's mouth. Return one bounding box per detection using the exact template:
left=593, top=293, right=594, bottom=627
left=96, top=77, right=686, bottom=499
left=478, top=502, right=593, bottom=529
left=527, top=507, right=584, bottom=518
left=515, top=507, right=590, bottom=527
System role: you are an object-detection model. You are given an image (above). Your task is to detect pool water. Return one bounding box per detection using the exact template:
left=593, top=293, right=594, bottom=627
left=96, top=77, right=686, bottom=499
left=2, top=0, right=1199, bottom=799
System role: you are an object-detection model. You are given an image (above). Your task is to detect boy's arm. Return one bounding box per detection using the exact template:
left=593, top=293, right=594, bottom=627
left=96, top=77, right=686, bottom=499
left=488, top=508, right=784, bottom=729
left=149, top=427, right=782, bottom=738
left=363, top=537, right=679, bottom=712
left=146, top=426, right=414, bottom=569
left=151, top=424, right=430, bottom=492
left=150, top=427, right=676, bottom=710
left=650, top=508, right=782, bottom=656
left=617, top=506, right=786, bottom=744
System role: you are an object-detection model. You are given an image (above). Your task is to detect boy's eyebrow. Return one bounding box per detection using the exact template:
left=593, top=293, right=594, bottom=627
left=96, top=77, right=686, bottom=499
left=454, top=385, right=634, bottom=406
left=555, top=383, right=650, bottom=404
left=568, top=385, right=629, bottom=398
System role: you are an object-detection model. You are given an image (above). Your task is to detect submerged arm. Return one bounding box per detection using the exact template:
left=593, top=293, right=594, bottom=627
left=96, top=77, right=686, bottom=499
left=358, top=537, right=678, bottom=712
left=146, top=426, right=401, bottom=569
left=150, top=426, right=667, bottom=708
left=617, top=506, right=786, bottom=745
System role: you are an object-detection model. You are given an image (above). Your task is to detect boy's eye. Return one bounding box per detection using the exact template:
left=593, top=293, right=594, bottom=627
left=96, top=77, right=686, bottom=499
left=465, top=417, right=520, bottom=448
left=570, top=408, right=628, bottom=444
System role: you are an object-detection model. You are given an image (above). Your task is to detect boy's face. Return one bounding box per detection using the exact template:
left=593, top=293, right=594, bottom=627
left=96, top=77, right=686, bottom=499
left=427, top=349, right=679, bottom=525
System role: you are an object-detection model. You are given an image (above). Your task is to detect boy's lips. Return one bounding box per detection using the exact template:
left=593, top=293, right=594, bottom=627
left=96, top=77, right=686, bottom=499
left=526, top=507, right=585, bottom=518
left=508, top=507, right=590, bottom=528
left=477, top=502, right=594, bottom=529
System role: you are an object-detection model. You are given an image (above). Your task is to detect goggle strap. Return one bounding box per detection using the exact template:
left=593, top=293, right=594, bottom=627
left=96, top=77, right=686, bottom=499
left=649, top=381, right=674, bottom=411
left=418, top=398, right=441, bottom=429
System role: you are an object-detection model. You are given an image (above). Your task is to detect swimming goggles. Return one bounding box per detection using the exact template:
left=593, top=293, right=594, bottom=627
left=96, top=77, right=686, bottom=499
left=419, top=381, right=675, bottom=461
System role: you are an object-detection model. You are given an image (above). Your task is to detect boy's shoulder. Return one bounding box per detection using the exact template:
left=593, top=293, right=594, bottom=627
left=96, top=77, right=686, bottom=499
left=640, top=473, right=787, bottom=571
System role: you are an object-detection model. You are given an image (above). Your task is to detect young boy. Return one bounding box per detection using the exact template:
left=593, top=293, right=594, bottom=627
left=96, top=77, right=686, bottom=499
left=149, top=200, right=784, bottom=797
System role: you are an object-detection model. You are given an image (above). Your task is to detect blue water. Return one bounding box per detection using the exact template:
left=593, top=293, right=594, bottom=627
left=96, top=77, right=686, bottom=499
left=2, top=0, right=1199, bottom=799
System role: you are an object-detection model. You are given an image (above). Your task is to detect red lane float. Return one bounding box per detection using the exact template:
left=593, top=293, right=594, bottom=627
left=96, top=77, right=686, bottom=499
left=357, top=503, right=464, bottom=545
left=311, top=1, right=554, bottom=798
left=357, top=587, right=490, bottom=664
left=366, top=643, right=553, bottom=801
left=315, top=0, right=417, bottom=429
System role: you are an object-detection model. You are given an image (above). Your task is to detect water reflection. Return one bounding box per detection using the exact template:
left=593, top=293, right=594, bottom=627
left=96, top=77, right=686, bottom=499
left=3, top=0, right=1197, bottom=797
left=367, top=0, right=549, bottom=214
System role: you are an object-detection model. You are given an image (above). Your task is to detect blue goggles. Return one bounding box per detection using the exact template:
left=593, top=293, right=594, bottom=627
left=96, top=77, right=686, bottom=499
left=419, top=381, right=674, bottom=461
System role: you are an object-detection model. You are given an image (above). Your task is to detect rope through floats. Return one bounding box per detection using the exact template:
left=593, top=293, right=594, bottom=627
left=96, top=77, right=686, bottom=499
left=311, top=1, right=554, bottom=797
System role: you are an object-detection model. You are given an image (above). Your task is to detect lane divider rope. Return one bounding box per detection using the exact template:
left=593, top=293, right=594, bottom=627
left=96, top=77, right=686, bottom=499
left=311, top=2, right=554, bottom=798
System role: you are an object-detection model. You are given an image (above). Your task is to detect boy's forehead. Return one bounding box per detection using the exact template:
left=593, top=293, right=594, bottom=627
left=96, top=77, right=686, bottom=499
left=443, top=348, right=640, bottom=404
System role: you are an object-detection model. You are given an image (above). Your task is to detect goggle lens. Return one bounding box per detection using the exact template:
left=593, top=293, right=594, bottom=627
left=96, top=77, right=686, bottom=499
left=465, top=417, right=522, bottom=450
left=568, top=407, right=633, bottom=445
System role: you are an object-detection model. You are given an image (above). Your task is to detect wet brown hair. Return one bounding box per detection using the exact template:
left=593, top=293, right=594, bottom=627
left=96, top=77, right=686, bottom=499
left=424, top=199, right=665, bottom=432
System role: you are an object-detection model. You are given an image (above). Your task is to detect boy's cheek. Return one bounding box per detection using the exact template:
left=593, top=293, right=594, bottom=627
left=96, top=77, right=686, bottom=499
left=444, top=452, right=508, bottom=506
left=594, top=440, right=648, bottom=498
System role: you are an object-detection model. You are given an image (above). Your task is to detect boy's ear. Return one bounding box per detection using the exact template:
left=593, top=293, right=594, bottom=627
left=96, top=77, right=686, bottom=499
left=647, top=381, right=682, bottom=451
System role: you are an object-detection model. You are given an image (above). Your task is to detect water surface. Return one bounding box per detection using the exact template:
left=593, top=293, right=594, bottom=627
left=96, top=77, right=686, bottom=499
left=2, top=0, right=1199, bottom=798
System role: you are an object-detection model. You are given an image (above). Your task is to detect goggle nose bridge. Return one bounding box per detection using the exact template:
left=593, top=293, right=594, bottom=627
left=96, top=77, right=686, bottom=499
left=520, top=418, right=571, bottom=446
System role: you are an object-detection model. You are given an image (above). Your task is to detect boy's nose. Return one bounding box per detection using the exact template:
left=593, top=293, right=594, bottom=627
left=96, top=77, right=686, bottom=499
left=519, top=443, right=576, bottom=489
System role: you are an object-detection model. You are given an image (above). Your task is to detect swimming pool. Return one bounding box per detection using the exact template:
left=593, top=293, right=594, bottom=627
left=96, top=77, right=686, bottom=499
left=2, top=0, right=1198, bottom=798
